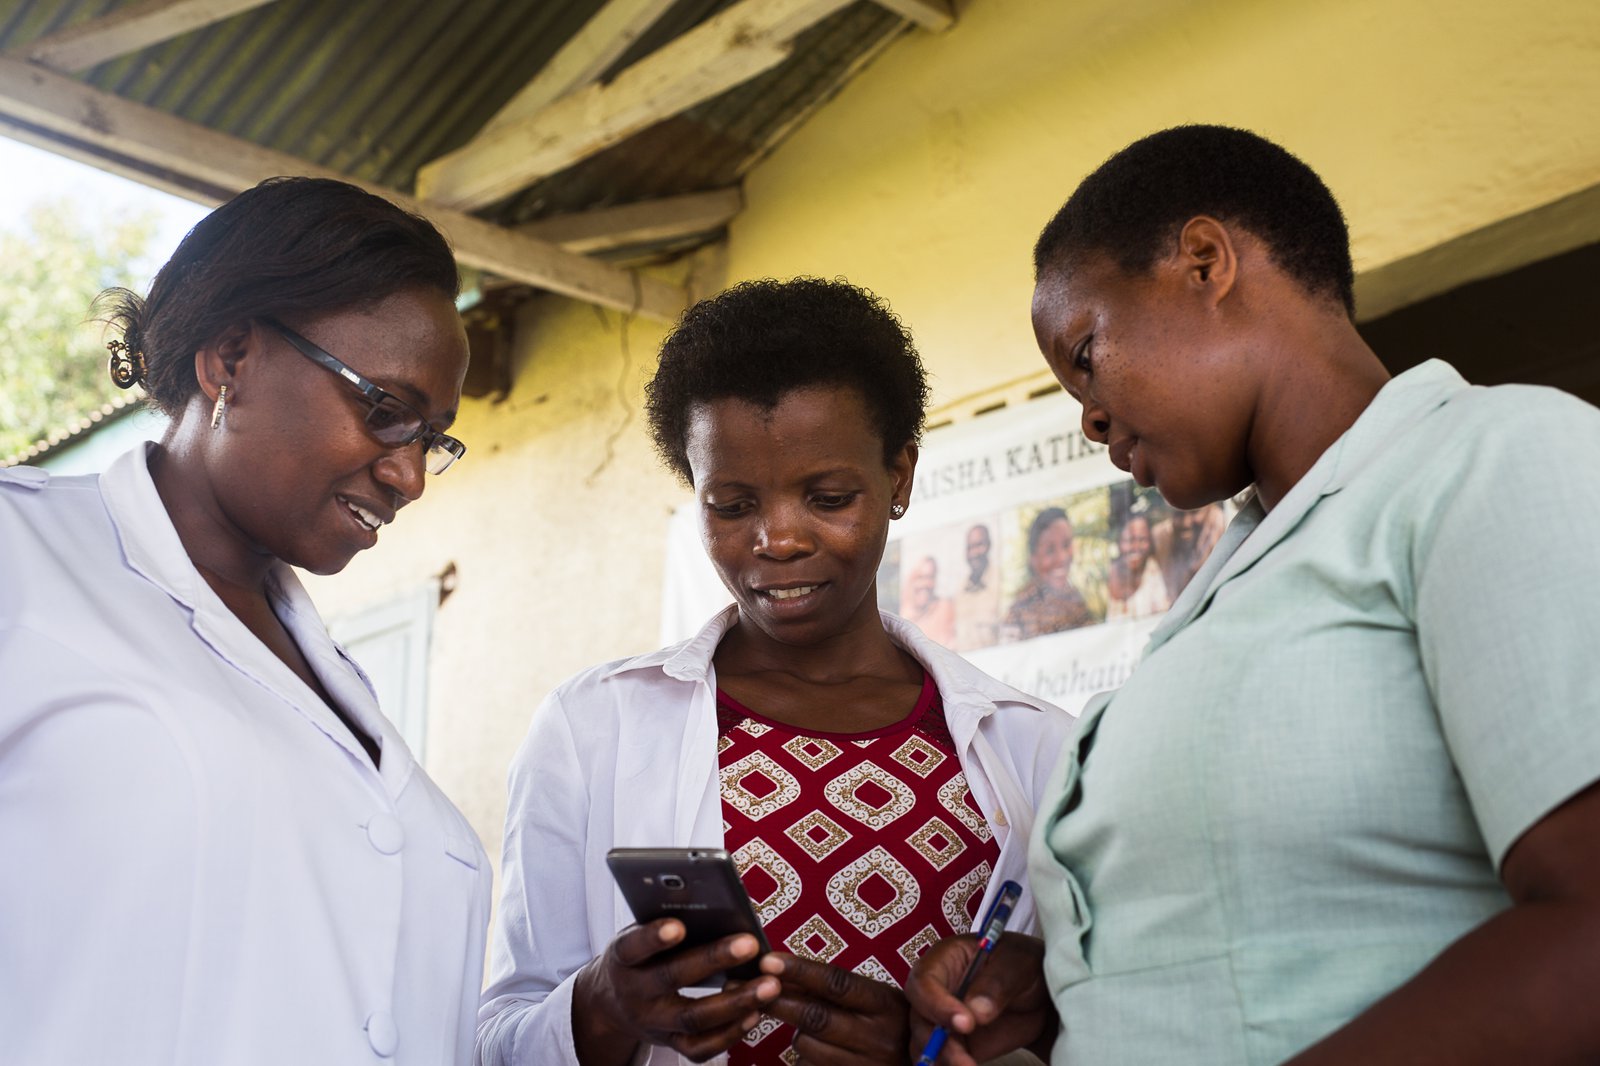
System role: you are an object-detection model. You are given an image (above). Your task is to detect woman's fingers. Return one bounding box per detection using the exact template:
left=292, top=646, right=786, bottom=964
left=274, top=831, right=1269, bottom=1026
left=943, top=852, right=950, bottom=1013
left=651, top=931, right=765, bottom=992
left=607, top=923, right=780, bottom=1049
left=758, top=954, right=908, bottom=1064
left=761, top=952, right=900, bottom=1012
left=904, top=934, right=1054, bottom=1064
left=904, top=935, right=983, bottom=1031
left=669, top=1013, right=765, bottom=1063
left=610, top=918, right=686, bottom=967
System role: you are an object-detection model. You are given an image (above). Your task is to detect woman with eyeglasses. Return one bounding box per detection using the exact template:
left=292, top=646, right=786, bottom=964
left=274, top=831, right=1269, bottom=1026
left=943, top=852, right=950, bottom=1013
left=0, top=177, right=488, bottom=1066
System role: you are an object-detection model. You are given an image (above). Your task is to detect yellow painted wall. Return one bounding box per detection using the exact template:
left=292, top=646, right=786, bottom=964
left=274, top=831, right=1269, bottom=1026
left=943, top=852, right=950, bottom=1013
left=729, top=0, right=1600, bottom=404
left=307, top=0, right=1600, bottom=878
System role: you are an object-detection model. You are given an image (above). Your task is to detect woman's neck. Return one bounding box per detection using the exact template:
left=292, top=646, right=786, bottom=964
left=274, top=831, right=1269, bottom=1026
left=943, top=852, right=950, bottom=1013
left=147, top=435, right=274, bottom=603
left=715, top=608, right=918, bottom=688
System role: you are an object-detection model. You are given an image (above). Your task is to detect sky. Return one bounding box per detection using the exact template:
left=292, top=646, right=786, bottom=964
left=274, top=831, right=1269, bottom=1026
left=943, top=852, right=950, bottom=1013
left=0, top=133, right=209, bottom=277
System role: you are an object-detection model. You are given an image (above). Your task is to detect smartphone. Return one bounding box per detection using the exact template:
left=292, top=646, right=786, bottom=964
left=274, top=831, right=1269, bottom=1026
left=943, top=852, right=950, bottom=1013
left=605, top=847, right=771, bottom=988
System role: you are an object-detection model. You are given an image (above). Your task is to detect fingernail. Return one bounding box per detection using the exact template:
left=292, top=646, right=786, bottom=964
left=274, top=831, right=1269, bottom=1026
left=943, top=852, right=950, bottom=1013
left=731, top=935, right=757, bottom=958
left=969, top=995, right=996, bottom=1021
left=660, top=921, right=684, bottom=943
left=757, top=977, right=780, bottom=1000
left=759, top=955, right=785, bottom=975
left=742, top=1013, right=759, bottom=1030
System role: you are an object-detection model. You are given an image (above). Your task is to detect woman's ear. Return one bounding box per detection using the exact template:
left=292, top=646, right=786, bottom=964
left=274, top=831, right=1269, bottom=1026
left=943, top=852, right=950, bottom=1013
left=1174, top=215, right=1240, bottom=306
left=890, top=442, right=919, bottom=512
left=192, top=321, right=255, bottom=405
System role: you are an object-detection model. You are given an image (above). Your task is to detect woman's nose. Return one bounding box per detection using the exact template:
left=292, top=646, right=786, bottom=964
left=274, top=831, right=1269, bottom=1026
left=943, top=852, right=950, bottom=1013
left=1080, top=401, right=1111, bottom=444
left=755, top=507, right=813, bottom=558
left=373, top=442, right=427, bottom=504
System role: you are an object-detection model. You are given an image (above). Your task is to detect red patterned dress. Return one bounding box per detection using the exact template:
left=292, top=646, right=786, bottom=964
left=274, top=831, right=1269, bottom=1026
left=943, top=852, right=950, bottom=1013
left=716, top=673, right=1001, bottom=1064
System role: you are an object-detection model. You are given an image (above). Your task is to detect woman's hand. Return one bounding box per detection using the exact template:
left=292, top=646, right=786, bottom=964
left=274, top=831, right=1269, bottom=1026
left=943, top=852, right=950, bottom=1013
left=760, top=952, right=910, bottom=1064
left=572, top=918, right=781, bottom=1065
left=904, top=933, right=1056, bottom=1066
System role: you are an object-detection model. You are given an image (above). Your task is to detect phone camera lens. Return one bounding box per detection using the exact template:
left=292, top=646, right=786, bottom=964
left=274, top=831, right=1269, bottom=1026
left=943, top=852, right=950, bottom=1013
left=660, top=874, right=686, bottom=890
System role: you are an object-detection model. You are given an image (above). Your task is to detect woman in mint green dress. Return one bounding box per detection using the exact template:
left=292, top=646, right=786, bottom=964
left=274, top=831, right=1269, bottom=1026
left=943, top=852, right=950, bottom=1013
left=906, top=125, right=1600, bottom=1066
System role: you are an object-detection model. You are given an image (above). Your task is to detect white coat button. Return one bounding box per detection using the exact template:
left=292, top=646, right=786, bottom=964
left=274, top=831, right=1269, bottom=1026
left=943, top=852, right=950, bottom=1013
left=366, top=813, right=404, bottom=855
left=365, top=1010, right=399, bottom=1057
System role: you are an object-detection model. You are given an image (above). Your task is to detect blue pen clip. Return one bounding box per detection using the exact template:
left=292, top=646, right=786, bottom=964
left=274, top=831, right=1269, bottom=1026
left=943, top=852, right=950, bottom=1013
left=914, top=880, right=1023, bottom=1066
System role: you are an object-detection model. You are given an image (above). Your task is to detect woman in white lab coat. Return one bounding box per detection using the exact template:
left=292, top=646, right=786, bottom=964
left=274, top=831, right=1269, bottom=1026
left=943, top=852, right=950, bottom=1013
left=0, top=177, right=490, bottom=1066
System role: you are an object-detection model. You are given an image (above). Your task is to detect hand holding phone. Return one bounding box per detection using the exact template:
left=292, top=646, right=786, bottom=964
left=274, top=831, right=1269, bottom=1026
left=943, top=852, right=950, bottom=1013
left=572, top=849, right=779, bottom=1064
left=606, top=847, right=771, bottom=988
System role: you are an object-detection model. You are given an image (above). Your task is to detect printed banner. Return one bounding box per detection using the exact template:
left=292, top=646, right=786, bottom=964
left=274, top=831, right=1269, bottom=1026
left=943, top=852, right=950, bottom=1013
left=660, top=391, right=1228, bottom=715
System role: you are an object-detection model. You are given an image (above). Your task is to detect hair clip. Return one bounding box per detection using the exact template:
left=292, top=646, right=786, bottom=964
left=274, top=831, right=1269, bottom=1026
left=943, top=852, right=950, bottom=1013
left=107, top=338, right=147, bottom=389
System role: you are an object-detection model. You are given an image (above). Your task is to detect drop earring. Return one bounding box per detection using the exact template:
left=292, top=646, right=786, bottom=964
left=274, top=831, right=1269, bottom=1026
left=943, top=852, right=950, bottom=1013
left=211, top=385, right=230, bottom=430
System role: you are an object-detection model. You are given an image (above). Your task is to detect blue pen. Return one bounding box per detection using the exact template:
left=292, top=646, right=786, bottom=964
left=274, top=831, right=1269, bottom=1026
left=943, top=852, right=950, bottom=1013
left=914, top=879, right=1023, bottom=1066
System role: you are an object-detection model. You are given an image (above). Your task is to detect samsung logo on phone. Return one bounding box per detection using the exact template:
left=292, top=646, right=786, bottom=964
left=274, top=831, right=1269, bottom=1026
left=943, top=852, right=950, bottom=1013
left=659, top=902, right=710, bottom=911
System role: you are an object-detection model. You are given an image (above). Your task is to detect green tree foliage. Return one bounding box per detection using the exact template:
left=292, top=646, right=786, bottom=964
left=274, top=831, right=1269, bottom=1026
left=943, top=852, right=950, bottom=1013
left=0, top=199, right=157, bottom=458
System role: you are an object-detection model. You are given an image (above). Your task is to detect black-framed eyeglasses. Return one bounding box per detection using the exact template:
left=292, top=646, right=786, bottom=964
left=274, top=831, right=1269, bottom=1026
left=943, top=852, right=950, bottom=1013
left=264, top=319, right=466, bottom=475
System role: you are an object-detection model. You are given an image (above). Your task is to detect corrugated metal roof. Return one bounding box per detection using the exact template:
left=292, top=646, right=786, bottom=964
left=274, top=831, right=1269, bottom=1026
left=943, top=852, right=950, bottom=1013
left=0, top=0, right=909, bottom=239
left=0, top=0, right=920, bottom=456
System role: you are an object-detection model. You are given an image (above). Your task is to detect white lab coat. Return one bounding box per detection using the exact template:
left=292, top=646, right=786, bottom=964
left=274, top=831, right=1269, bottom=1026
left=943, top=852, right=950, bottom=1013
left=476, top=606, right=1077, bottom=1066
left=0, top=444, right=491, bottom=1066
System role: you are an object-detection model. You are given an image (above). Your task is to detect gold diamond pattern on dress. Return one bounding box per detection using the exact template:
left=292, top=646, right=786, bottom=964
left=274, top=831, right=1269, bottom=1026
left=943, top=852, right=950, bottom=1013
left=826, top=845, right=921, bottom=936
left=785, top=810, right=852, bottom=862
left=852, top=955, right=898, bottom=988
left=824, top=764, right=916, bottom=829
left=731, top=839, right=802, bottom=926
left=721, top=752, right=801, bottom=821
left=786, top=914, right=848, bottom=963
left=739, top=719, right=773, bottom=738
left=780, top=1045, right=800, bottom=1065
left=897, top=924, right=942, bottom=969
left=890, top=733, right=945, bottom=778
left=941, top=860, right=993, bottom=932
left=743, top=1014, right=783, bottom=1047
left=783, top=735, right=842, bottom=771
left=717, top=734, right=734, bottom=754
left=937, top=775, right=992, bottom=841
left=908, top=816, right=963, bottom=871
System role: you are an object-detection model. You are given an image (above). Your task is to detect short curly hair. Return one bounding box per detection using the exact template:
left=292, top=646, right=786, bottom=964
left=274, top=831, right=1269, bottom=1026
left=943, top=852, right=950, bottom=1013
left=645, top=277, right=929, bottom=485
left=1033, top=125, right=1355, bottom=316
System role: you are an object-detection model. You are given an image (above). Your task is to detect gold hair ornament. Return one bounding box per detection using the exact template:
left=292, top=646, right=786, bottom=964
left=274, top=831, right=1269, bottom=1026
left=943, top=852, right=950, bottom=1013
left=107, top=339, right=146, bottom=389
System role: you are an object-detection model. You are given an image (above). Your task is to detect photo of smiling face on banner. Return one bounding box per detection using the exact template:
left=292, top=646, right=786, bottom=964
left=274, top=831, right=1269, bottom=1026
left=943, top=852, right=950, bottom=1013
left=1000, top=488, right=1112, bottom=643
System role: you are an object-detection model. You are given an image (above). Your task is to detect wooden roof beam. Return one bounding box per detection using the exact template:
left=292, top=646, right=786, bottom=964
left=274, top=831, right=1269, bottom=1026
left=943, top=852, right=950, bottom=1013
left=867, top=0, right=955, bottom=32
left=0, top=54, right=685, bottom=320
left=478, top=0, right=678, bottom=139
left=414, top=0, right=855, bottom=212
left=517, top=188, right=743, bottom=254
left=16, top=0, right=282, bottom=73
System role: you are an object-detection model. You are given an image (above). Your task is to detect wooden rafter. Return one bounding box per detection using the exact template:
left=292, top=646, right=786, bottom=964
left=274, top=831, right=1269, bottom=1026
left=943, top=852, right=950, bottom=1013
left=478, top=0, right=678, bottom=139
left=0, top=54, right=684, bottom=320
left=414, top=0, right=855, bottom=212
left=867, top=0, right=955, bottom=32
left=518, top=188, right=743, bottom=254
left=16, top=0, right=281, bottom=72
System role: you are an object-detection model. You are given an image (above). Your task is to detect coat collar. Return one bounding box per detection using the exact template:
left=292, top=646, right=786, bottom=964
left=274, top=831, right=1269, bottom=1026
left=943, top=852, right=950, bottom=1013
left=602, top=603, right=1059, bottom=724
left=98, top=443, right=409, bottom=791
left=1148, top=359, right=1468, bottom=649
